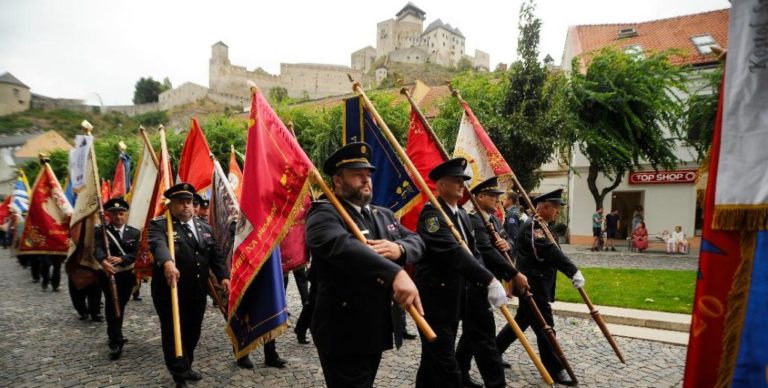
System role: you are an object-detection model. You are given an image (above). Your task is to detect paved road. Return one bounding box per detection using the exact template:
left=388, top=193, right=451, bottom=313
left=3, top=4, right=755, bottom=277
left=0, top=251, right=687, bottom=387
left=562, top=245, right=698, bottom=271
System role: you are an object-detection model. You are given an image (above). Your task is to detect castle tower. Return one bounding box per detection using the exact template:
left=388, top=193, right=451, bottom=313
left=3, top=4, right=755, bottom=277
left=209, top=41, right=230, bottom=90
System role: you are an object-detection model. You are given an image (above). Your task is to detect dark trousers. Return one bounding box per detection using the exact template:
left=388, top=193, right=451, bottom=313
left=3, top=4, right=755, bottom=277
left=101, top=271, right=135, bottom=344
left=415, top=320, right=461, bottom=388
left=68, top=277, right=102, bottom=317
left=39, top=255, right=63, bottom=289
left=294, top=265, right=316, bottom=336
left=284, top=265, right=310, bottom=306
left=456, top=285, right=506, bottom=388
left=496, top=292, right=563, bottom=375
left=152, top=292, right=207, bottom=378
left=318, top=352, right=382, bottom=388
left=27, top=256, right=40, bottom=280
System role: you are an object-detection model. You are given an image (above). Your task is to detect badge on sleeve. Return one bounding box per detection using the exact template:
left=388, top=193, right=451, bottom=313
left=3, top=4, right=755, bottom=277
left=533, top=228, right=546, bottom=240
left=426, top=217, right=440, bottom=233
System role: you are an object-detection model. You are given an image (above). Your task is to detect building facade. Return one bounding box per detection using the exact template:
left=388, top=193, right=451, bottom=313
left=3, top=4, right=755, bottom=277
left=549, top=8, right=730, bottom=247
left=0, top=73, right=31, bottom=117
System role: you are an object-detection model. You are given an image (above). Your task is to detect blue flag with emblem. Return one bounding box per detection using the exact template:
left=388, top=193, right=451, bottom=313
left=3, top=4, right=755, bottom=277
left=343, top=96, right=419, bottom=217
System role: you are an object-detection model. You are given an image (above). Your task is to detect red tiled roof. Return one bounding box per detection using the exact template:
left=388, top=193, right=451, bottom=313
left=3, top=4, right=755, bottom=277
left=568, top=8, right=729, bottom=67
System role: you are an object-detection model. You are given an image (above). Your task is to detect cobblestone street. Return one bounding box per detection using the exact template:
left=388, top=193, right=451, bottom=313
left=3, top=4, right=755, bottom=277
left=0, top=250, right=687, bottom=387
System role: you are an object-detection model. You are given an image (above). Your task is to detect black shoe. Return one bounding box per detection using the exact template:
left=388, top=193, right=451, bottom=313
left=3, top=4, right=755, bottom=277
left=403, top=331, right=417, bottom=340
left=91, top=315, right=103, bottom=322
left=501, top=360, right=511, bottom=368
left=236, top=355, right=254, bottom=369
left=294, top=330, right=310, bottom=345
left=109, top=342, right=122, bottom=360
left=184, top=370, right=202, bottom=381
left=173, top=376, right=188, bottom=388
left=461, top=374, right=483, bottom=388
left=52, top=287, right=59, bottom=292
left=611, top=247, right=617, bottom=252
left=553, top=370, right=576, bottom=386
left=265, top=356, right=287, bottom=369
left=79, top=313, right=89, bottom=321
left=132, top=295, right=142, bottom=301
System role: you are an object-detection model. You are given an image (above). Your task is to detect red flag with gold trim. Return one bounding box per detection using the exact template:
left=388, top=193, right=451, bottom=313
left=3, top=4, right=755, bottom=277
left=400, top=109, right=443, bottom=231
left=18, top=163, right=73, bottom=255
left=177, top=118, right=214, bottom=193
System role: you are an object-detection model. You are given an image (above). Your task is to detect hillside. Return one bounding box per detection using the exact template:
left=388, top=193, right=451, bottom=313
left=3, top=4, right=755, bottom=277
left=366, top=62, right=463, bottom=88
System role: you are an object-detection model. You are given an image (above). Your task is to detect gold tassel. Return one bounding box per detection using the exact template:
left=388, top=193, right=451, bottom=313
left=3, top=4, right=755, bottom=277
left=715, top=231, right=757, bottom=388
left=712, top=206, right=768, bottom=231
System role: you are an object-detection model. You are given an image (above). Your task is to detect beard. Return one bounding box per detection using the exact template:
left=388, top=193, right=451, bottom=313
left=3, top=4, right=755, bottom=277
left=340, top=181, right=372, bottom=206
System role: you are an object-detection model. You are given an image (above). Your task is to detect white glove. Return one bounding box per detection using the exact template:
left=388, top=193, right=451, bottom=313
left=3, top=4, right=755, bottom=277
left=487, top=279, right=509, bottom=309
left=572, top=270, right=585, bottom=289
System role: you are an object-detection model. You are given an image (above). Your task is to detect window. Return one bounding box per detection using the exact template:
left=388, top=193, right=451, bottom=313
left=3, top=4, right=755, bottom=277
left=624, top=44, right=644, bottom=59
left=691, top=35, right=717, bottom=54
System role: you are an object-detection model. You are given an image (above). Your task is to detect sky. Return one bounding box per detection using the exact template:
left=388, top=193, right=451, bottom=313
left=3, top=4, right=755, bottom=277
left=0, top=0, right=730, bottom=106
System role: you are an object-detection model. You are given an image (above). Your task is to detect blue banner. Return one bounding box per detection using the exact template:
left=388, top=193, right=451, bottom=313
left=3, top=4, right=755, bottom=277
left=731, top=230, right=768, bottom=387
left=343, top=97, right=419, bottom=215
left=227, top=246, right=288, bottom=358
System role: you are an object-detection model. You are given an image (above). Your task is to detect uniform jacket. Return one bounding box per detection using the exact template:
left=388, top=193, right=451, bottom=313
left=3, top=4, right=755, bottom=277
left=504, top=207, right=522, bottom=245
left=469, top=212, right=518, bottom=282
left=415, top=198, right=494, bottom=323
left=148, top=216, right=229, bottom=302
left=515, top=218, right=579, bottom=302
left=305, top=198, right=424, bottom=356
left=95, top=224, right=140, bottom=273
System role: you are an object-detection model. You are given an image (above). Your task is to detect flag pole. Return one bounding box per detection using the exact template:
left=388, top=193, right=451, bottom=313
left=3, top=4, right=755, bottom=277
left=449, top=85, right=624, bottom=364
left=307, top=168, right=437, bottom=343
left=158, top=124, right=184, bottom=358
left=400, top=86, right=578, bottom=382
left=348, top=78, right=553, bottom=384
left=207, top=153, right=235, bottom=319
left=81, top=120, right=122, bottom=320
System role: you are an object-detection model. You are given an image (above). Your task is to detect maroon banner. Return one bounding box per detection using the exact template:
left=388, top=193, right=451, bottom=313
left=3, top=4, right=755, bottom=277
left=628, top=170, right=697, bottom=185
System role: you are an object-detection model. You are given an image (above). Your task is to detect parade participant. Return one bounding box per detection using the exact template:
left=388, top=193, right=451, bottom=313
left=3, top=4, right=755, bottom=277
left=495, top=189, right=584, bottom=386
left=68, top=274, right=102, bottom=321
left=149, top=183, right=229, bottom=388
left=197, top=198, right=210, bottom=220
left=192, top=193, right=202, bottom=217
left=305, top=142, right=424, bottom=388
left=456, top=177, right=529, bottom=388
left=503, top=191, right=522, bottom=246
left=95, top=197, right=140, bottom=359
left=414, top=158, right=506, bottom=388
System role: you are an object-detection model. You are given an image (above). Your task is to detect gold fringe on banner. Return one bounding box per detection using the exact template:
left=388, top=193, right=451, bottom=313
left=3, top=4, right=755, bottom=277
left=715, top=231, right=757, bottom=388
left=712, top=205, right=768, bottom=231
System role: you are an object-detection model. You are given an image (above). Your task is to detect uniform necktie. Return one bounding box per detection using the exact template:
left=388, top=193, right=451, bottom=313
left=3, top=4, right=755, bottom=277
left=182, top=222, right=197, bottom=243
left=361, top=207, right=377, bottom=238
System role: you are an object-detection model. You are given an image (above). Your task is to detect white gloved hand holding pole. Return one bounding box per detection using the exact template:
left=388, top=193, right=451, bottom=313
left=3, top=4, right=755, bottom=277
left=487, top=279, right=509, bottom=309
left=572, top=270, right=585, bottom=289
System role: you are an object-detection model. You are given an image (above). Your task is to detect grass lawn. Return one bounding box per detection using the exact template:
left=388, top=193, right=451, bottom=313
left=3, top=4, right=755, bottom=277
left=554, top=268, right=696, bottom=314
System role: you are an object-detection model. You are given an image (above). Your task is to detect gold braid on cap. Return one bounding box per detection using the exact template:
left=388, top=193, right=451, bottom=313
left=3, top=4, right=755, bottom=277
left=335, top=158, right=369, bottom=167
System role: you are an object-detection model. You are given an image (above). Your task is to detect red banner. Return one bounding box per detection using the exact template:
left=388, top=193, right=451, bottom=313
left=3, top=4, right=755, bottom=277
left=177, top=118, right=214, bottom=192
left=18, top=164, right=72, bottom=255
left=628, top=170, right=697, bottom=185
left=400, top=109, right=444, bottom=231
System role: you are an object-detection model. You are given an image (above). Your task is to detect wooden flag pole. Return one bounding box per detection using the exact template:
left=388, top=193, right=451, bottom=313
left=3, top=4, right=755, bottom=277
left=449, top=85, right=624, bottom=364
left=80, top=120, right=122, bottom=320
left=307, top=168, right=437, bottom=342
left=349, top=78, right=553, bottom=385
left=400, top=87, right=575, bottom=384
left=158, top=125, right=184, bottom=358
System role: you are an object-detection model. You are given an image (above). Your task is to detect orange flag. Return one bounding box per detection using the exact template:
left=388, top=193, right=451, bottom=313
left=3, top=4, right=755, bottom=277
left=228, top=145, right=243, bottom=201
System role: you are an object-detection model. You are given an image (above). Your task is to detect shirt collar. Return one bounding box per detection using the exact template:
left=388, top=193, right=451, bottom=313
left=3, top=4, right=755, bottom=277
left=344, top=199, right=370, bottom=215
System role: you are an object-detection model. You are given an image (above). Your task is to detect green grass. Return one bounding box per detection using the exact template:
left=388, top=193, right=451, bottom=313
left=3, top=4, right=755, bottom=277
left=555, top=268, right=695, bottom=314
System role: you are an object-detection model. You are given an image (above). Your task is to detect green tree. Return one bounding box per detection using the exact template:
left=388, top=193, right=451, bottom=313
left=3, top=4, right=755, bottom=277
left=683, top=66, right=722, bottom=162
left=133, top=77, right=169, bottom=104
left=269, top=87, right=289, bottom=104
left=569, top=48, right=687, bottom=210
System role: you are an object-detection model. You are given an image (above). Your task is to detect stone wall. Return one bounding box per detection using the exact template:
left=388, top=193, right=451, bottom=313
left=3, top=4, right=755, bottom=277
left=102, top=103, right=160, bottom=117
left=159, top=82, right=209, bottom=110
left=0, top=84, right=31, bottom=116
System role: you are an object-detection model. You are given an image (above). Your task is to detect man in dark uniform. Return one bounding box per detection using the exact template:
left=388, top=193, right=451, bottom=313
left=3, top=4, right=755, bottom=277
left=95, top=197, right=140, bottom=359
left=414, top=158, right=508, bottom=388
left=197, top=198, right=210, bottom=220
left=149, top=183, right=230, bottom=388
left=495, top=188, right=584, bottom=386
left=503, top=190, right=522, bottom=248
left=305, top=142, right=425, bottom=388
left=456, top=177, right=529, bottom=388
